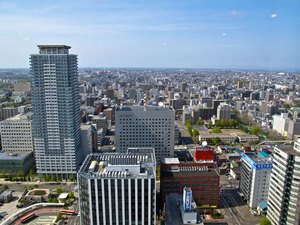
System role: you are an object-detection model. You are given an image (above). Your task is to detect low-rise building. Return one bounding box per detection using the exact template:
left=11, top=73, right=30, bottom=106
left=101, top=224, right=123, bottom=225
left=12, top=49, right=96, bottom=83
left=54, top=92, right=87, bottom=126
left=199, top=133, right=236, bottom=144
left=0, top=190, right=13, bottom=203
left=235, top=134, right=259, bottom=143
left=0, top=152, right=34, bottom=176
left=160, top=158, right=220, bottom=209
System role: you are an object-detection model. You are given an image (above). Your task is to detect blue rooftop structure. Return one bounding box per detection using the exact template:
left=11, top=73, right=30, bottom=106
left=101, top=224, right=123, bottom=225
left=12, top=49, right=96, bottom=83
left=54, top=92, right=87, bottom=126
left=259, top=151, right=269, bottom=158
left=242, top=152, right=272, bottom=170
left=258, top=201, right=268, bottom=210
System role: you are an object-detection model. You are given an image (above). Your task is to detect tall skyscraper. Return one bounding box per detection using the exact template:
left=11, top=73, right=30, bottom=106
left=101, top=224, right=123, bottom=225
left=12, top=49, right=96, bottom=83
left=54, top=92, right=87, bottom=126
left=267, top=141, right=300, bottom=225
left=115, top=105, right=175, bottom=162
left=78, top=148, right=156, bottom=225
left=31, top=45, right=82, bottom=177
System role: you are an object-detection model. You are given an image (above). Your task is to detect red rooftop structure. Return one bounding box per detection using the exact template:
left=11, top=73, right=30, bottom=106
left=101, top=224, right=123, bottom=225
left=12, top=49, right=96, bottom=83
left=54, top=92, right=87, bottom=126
left=194, top=146, right=214, bottom=161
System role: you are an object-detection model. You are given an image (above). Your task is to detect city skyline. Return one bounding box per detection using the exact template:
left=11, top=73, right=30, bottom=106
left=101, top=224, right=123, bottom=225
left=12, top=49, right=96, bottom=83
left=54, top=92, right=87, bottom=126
left=0, top=0, right=299, bottom=70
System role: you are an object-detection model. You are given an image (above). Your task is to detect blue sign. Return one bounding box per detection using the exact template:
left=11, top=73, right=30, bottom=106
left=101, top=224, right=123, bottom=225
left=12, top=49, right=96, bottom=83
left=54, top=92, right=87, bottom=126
left=242, top=153, right=272, bottom=170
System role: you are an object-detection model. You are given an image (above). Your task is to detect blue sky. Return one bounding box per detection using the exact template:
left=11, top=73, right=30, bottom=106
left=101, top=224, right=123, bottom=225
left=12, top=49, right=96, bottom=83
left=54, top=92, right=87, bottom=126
left=0, top=0, right=299, bottom=70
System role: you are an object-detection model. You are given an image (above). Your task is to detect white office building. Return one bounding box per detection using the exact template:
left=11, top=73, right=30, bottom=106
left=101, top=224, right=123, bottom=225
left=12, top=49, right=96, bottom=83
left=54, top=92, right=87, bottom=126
left=267, top=141, right=300, bottom=225
left=0, top=113, right=33, bottom=153
left=115, top=105, right=175, bottom=162
left=272, top=113, right=290, bottom=136
left=78, top=148, right=156, bottom=225
left=240, top=152, right=272, bottom=209
left=31, top=45, right=82, bottom=177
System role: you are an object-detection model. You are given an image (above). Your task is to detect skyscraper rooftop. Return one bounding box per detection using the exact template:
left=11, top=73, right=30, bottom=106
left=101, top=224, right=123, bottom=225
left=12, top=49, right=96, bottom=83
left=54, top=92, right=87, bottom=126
left=78, top=148, right=156, bottom=179
left=37, top=45, right=71, bottom=54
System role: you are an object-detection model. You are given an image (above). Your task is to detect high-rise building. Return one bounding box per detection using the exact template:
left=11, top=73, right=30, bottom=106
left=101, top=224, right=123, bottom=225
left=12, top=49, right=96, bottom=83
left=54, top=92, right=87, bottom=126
left=288, top=119, right=300, bottom=140
left=180, top=82, right=187, bottom=93
left=267, top=141, right=300, bottom=225
left=31, top=45, right=82, bottom=177
left=0, top=113, right=33, bottom=153
left=239, top=152, right=272, bottom=209
left=216, top=103, right=232, bottom=121
left=249, top=81, right=254, bottom=91
left=237, top=80, right=243, bottom=89
left=115, top=105, right=175, bottom=161
left=265, top=89, right=274, bottom=102
left=272, top=113, right=290, bottom=136
left=78, top=148, right=156, bottom=225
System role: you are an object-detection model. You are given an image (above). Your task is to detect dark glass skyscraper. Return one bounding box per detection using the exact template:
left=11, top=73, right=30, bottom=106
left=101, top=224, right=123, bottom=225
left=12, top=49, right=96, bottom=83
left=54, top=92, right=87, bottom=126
left=31, top=45, right=81, bottom=177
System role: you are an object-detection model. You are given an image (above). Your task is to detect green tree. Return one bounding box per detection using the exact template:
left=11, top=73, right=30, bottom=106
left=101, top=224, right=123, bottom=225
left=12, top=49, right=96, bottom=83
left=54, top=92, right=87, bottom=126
left=54, top=188, right=63, bottom=195
left=69, top=175, right=74, bottom=182
left=211, top=128, right=222, bottom=133
left=48, top=198, right=59, bottom=203
left=55, top=212, right=62, bottom=222
left=207, top=121, right=213, bottom=127
left=260, top=216, right=271, bottom=225
left=3, top=184, right=8, bottom=190
left=185, top=119, right=193, bottom=128
left=68, top=191, right=75, bottom=199
left=228, top=119, right=239, bottom=128
left=282, top=102, right=290, bottom=109
left=196, top=119, right=204, bottom=126
left=187, top=127, right=192, bottom=136
left=191, top=129, right=199, bottom=137
left=250, top=126, right=261, bottom=135
left=213, top=137, right=221, bottom=146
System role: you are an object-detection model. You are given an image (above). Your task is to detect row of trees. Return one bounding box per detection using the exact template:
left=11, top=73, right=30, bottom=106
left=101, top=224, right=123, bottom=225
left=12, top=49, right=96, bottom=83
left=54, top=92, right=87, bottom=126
left=39, top=175, right=75, bottom=182
left=213, top=119, right=239, bottom=128
left=186, top=118, right=240, bottom=129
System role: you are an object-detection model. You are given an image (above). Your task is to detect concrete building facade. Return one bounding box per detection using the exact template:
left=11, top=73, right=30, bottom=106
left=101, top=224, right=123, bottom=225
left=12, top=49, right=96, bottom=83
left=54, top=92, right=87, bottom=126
left=240, top=152, right=272, bottom=209
left=0, top=113, right=33, bottom=153
left=78, top=148, right=156, bottom=225
left=267, top=141, right=300, bottom=225
left=272, top=113, right=290, bottom=136
left=115, top=105, right=175, bottom=162
left=31, top=45, right=82, bottom=176
left=160, top=158, right=220, bottom=209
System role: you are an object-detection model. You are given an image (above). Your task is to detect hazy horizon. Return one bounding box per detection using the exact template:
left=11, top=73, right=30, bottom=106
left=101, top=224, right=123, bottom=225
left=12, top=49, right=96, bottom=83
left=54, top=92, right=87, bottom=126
left=0, top=0, right=299, bottom=70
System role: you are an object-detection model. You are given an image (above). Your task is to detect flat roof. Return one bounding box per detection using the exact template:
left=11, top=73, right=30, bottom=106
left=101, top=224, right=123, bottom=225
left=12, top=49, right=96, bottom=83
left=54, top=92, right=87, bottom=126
left=4, top=112, right=32, bottom=121
left=78, top=148, right=156, bottom=179
left=58, top=193, right=69, bottom=199
left=162, top=168, right=218, bottom=177
left=0, top=152, right=32, bottom=160
left=163, top=158, right=180, bottom=164
left=242, top=152, right=272, bottom=165
left=116, top=105, right=173, bottom=112
left=0, top=190, right=13, bottom=196
left=37, top=45, right=71, bottom=49
left=276, top=144, right=300, bottom=157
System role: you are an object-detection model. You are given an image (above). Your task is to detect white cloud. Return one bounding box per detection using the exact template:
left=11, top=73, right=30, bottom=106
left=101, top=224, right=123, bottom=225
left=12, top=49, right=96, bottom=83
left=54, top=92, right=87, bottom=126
left=270, top=13, right=278, bottom=19
left=230, top=10, right=239, bottom=16
left=222, top=32, right=228, bottom=37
